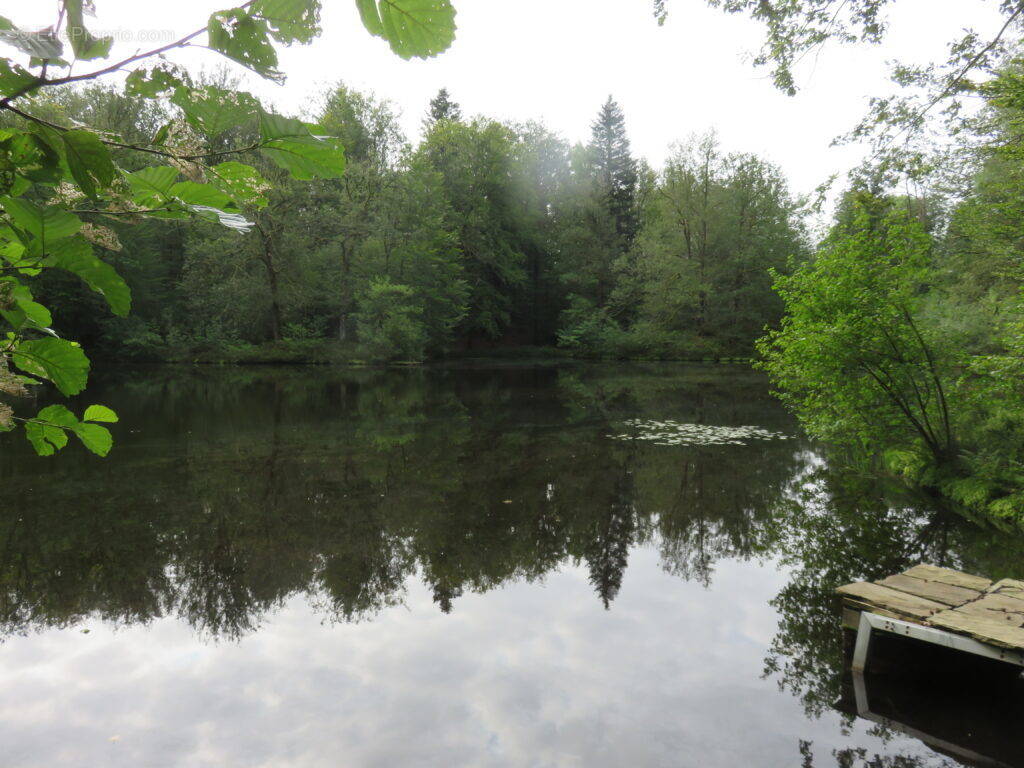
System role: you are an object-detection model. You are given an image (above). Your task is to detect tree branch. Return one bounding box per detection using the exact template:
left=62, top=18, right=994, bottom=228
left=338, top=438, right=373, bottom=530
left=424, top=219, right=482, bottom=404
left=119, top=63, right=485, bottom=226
left=0, top=0, right=256, bottom=108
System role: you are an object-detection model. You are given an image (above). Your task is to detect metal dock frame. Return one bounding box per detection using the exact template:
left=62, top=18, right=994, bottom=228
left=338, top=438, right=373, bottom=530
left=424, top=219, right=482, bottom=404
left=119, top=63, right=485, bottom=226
left=852, top=610, right=1024, bottom=673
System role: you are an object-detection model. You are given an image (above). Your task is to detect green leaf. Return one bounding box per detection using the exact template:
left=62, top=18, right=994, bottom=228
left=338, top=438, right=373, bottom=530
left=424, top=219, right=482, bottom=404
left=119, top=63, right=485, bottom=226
left=0, top=237, right=35, bottom=274
left=258, top=111, right=314, bottom=140
left=125, top=165, right=179, bottom=207
left=209, top=161, right=270, bottom=208
left=0, top=18, right=64, bottom=59
left=151, top=122, right=172, bottom=146
left=37, top=403, right=78, bottom=428
left=62, top=129, right=116, bottom=198
left=0, top=57, right=37, bottom=98
left=72, top=422, right=113, bottom=456
left=355, top=0, right=456, bottom=59
left=23, top=403, right=116, bottom=457
left=261, top=135, right=346, bottom=180
left=171, top=181, right=241, bottom=211
left=0, top=280, right=52, bottom=329
left=63, top=0, right=114, bottom=60
left=47, top=235, right=131, bottom=316
left=12, top=337, right=90, bottom=396
left=24, top=425, right=59, bottom=455
left=2, top=130, right=63, bottom=184
left=253, top=0, right=322, bottom=43
left=24, top=404, right=76, bottom=456
left=1, top=198, right=81, bottom=244
left=172, top=85, right=261, bottom=137
left=207, top=9, right=282, bottom=82
left=125, top=64, right=190, bottom=98
left=83, top=404, right=118, bottom=423
left=29, top=54, right=69, bottom=68
left=257, top=111, right=346, bottom=179
left=354, top=0, right=385, bottom=36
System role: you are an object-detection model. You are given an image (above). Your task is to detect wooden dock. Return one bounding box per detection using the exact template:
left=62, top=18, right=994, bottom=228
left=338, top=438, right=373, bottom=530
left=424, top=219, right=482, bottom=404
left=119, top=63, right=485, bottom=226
left=837, top=564, right=1024, bottom=670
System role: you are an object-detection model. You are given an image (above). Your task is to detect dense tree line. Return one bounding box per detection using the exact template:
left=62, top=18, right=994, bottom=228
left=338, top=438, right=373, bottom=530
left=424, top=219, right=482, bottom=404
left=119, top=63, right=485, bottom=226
left=759, top=56, right=1024, bottom=522
left=18, top=83, right=805, bottom=363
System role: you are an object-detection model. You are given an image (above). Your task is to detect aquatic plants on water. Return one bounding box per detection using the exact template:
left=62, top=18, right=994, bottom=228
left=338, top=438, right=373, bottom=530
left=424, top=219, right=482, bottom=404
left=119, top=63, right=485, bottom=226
left=611, top=418, right=790, bottom=446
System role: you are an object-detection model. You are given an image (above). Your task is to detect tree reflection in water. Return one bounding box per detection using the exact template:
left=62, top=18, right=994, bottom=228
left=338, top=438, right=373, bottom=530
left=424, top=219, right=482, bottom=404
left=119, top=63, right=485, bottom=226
left=765, top=467, right=1024, bottom=715
left=0, top=363, right=803, bottom=637
left=2, top=363, right=1023, bottom=766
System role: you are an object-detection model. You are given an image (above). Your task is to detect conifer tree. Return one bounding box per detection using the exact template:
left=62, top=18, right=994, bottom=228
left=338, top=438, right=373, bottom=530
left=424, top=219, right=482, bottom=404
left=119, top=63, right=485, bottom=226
left=424, top=87, right=463, bottom=129
left=588, top=96, right=639, bottom=246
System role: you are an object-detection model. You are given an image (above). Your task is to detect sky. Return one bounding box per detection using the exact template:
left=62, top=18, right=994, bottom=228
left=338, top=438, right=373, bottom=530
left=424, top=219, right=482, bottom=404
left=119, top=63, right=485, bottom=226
left=7, top=0, right=1009, bottom=200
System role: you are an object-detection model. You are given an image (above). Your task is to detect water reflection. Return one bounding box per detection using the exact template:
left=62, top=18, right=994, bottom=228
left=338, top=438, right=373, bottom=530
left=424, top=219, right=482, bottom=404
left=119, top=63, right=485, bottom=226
left=834, top=664, right=1024, bottom=767
left=2, top=363, right=1023, bottom=766
left=766, top=467, right=1024, bottom=723
left=2, top=364, right=806, bottom=637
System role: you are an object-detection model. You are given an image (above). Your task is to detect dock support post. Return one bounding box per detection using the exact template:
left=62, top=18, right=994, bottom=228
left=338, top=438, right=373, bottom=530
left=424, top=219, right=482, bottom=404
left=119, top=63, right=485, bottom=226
left=852, top=610, right=873, bottom=673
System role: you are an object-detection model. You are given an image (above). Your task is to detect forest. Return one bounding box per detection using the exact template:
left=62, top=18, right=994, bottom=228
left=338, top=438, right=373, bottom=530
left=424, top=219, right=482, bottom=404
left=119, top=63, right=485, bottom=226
left=15, top=84, right=805, bottom=365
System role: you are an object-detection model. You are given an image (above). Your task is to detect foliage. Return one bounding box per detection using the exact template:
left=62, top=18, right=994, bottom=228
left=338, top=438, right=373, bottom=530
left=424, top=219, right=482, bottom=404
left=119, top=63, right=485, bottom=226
left=0, top=0, right=457, bottom=456
left=556, top=297, right=619, bottom=354
left=631, top=134, right=803, bottom=354
left=556, top=131, right=804, bottom=360
left=354, top=277, right=427, bottom=361
left=588, top=97, right=639, bottom=248
left=556, top=98, right=640, bottom=321
left=757, top=197, right=958, bottom=465
left=760, top=100, right=1024, bottom=522
left=3, top=7, right=811, bottom=462
left=654, top=0, right=896, bottom=94
left=423, top=87, right=462, bottom=129
left=418, top=117, right=530, bottom=340
left=13, top=84, right=805, bottom=369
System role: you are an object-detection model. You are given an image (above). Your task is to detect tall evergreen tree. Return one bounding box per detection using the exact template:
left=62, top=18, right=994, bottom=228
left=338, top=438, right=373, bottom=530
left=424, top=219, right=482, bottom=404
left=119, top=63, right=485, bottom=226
left=423, top=87, right=463, bottom=129
left=588, top=96, right=639, bottom=246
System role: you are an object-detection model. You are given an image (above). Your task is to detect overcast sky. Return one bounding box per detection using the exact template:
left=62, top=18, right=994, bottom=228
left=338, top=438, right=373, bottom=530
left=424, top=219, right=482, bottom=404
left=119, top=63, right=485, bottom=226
left=8, top=0, right=1008, bottom=198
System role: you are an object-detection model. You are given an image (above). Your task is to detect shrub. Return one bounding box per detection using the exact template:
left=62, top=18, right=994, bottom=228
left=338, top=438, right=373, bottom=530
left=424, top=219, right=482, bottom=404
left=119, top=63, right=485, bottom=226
left=354, top=278, right=428, bottom=362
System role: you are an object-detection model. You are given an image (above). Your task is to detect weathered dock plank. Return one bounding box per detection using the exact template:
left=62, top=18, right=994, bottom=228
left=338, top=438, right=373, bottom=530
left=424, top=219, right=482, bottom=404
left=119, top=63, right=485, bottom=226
left=902, top=564, right=992, bottom=592
left=876, top=573, right=980, bottom=607
left=987, top=578, right=1024, bottom=599
left=836, top=582, right=946, bottom=620
left=955, top=593, right=1024, bottom=627
left=927, top=608, right=1024, bottom=650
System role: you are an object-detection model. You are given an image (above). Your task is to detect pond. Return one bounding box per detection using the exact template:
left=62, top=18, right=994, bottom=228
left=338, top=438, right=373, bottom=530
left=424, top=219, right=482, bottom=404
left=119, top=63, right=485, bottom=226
left=1, top=362, right=1023, bottom=767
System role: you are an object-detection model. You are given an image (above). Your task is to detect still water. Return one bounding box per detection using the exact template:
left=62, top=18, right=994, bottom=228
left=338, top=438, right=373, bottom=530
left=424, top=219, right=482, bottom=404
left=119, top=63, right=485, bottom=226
left=2, top=363, right=1023, bottom=768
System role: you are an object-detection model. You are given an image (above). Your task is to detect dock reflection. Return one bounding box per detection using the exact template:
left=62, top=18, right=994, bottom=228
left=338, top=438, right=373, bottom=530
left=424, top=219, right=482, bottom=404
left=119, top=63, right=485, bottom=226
left=836, top=633, right=1024, bottom=768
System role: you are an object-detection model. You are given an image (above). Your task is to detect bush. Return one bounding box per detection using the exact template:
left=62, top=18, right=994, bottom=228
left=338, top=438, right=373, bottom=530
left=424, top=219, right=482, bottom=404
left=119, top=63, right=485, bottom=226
left=282, top=321, right=323, bottom=341
left=354, top=278, right=428, bottom=362
left=556, top=297, right=619, bottom=356
left=557, top=301, right=730, bottom=360
left=99, top=316, right=166, bottom=360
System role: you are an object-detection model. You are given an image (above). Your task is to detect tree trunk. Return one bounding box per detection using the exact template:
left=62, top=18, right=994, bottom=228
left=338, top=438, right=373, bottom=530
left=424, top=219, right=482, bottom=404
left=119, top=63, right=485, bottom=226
left=338, top=246, right=353, bottom=342
left=255, top=219, right=282, bottom=342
